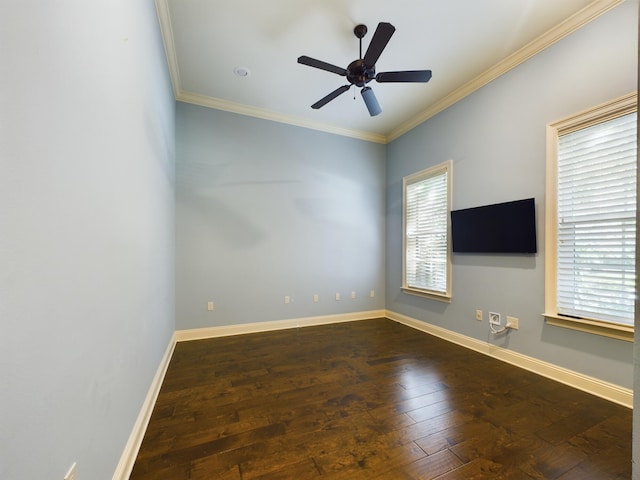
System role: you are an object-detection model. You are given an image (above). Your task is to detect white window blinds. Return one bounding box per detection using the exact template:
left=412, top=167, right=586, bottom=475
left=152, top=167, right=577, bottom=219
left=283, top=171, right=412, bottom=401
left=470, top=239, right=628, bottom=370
left=404, top=164, right=450, bottom=295
left=556, top=112, right=637, bottom=326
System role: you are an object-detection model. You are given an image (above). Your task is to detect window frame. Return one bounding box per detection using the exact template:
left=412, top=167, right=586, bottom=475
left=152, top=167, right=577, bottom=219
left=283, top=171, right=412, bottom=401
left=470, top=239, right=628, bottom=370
left=402, top=160, right=453, bottom=302
left=544, top=92, right=637, bottom=342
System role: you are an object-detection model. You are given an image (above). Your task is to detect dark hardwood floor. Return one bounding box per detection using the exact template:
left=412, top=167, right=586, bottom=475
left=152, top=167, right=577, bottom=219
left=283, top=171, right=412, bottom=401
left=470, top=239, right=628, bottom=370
left=130, top=318, right=631, bottom=479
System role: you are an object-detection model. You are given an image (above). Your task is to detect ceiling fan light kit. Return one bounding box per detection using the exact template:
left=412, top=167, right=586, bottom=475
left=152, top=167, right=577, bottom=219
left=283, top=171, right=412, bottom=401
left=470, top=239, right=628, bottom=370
left=298, top=22, right=432, bottom=117
left=361, top=86, right=382, bottom=116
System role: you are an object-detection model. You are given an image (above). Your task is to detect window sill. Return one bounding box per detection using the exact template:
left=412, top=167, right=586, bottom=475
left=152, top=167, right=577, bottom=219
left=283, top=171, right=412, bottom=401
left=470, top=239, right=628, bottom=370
left=542, top=313, right=633, bottom=342
left=402, top=287, right=451, bottom=303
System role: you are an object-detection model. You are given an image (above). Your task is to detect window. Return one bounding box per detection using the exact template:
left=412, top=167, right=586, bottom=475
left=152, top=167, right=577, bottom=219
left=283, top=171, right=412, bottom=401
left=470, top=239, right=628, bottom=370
left=545, top=93, right=637, bottom=341
left=403, top=160, right=452, bottom=301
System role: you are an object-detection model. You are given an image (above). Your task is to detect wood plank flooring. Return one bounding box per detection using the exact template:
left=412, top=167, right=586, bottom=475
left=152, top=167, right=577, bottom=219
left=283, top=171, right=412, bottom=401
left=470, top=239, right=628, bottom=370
left=130, top=318, right=631, bottom=479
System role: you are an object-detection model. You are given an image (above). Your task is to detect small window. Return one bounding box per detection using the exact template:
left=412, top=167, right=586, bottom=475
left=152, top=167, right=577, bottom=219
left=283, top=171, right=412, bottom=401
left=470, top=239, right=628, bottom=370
left=545, top=93, right=637, bottom=341
left=402, top=160, right=452, bottom=301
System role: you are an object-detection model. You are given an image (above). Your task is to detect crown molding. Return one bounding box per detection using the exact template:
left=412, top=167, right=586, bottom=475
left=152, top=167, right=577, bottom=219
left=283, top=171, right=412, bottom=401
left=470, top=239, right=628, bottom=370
left=177, top=91, right=388, bottom=144
left=154, top=0, right=180, bottom=98
left=156, top=0, right=623, bottom=144
left=387, top=0, right=624, bottom=142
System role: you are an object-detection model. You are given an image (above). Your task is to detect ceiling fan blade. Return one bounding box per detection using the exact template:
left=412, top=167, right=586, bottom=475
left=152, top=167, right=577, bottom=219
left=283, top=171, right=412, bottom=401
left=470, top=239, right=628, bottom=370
left=311, top=85, right=351, bottom=109
left=376, top=70, right=432, bottom=83
left=362, top=22, right=395, bottom=67
left=361, top=87, right=382, bottom=116
left=298, top=56, right=347, bottom=76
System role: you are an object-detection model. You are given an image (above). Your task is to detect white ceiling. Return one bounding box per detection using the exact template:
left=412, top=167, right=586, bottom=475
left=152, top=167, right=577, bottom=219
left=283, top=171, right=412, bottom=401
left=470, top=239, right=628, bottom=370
left=155, top=0, right=621, bottom=143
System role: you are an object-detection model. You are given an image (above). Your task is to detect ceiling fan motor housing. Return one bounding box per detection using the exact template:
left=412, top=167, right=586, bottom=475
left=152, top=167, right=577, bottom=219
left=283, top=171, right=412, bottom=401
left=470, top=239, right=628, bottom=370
left=347, top=59, right=375, bottom=87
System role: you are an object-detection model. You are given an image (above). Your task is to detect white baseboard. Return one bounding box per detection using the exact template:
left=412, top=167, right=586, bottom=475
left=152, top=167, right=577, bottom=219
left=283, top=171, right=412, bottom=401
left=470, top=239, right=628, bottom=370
left=386, top=310, right=632, bottom=409
left=175, top=309, right=387, bottom=342
left=112, top=333, right=177, bottom=480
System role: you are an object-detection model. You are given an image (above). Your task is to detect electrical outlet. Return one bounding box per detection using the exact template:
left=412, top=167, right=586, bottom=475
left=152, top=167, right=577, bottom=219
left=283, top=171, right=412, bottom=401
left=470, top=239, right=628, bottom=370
left=489, top=312, right=501, bottom=326
left=284, top=296, right=290, bottom=304
left=475, top=310, right=483, bottom=321
left=335, top=293, right=341, bottom=301
left=351, top=291, right=356, bottom=299
left=507, top=316, right=519, bottom=329
left=370, top=290, right=375, bottom=298
left=64, top=462, right=77, bottom=480
left=313, top=294, right=319, bottom=303
left=207, top=301, right=214, bottom=311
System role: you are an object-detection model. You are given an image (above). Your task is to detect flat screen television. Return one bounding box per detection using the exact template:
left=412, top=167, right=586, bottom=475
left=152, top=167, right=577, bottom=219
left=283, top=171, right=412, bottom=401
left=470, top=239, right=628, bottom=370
left=450, top=198, right=537, bottom=254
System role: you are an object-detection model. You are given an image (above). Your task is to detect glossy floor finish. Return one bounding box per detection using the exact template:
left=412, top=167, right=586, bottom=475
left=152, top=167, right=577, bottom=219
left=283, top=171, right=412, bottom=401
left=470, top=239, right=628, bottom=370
left=130, top=319, right=631, bottom=479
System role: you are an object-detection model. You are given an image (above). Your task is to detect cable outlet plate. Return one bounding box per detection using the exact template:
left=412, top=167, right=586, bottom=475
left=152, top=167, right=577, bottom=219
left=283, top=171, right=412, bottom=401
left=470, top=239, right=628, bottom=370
left=489, top=312, right=501, bottom=326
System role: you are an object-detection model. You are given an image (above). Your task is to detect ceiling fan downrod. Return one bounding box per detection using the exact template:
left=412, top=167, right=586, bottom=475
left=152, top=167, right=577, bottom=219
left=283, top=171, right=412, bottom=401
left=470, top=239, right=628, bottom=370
left=354, top=24, right=368, bottom=59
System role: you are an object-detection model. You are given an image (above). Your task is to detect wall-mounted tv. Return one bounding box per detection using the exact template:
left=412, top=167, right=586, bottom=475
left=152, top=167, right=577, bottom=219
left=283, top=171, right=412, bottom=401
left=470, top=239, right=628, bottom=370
left=450, top=198, right=537, bottom=254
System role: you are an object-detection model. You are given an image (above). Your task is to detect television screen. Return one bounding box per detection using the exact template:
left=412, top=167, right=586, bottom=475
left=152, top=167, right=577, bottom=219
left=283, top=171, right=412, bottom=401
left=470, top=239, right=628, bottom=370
left=450, top=198, right=537, bottom=254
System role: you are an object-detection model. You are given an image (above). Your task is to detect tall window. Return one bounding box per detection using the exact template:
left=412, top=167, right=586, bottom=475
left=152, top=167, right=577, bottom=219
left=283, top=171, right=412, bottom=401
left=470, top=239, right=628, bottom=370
left=545, top=93, right=637, bottom=340
left=403, top=161, right=452, bottom=301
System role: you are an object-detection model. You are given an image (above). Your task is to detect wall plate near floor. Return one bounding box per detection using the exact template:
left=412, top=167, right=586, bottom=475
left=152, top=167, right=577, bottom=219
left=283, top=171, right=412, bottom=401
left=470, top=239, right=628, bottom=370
left=489, top=312, right=501, bottom=327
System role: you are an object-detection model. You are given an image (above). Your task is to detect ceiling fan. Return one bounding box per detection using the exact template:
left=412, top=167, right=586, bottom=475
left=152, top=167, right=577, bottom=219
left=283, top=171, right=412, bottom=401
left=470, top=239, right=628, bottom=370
left=298, top=22, right=432, bottom=117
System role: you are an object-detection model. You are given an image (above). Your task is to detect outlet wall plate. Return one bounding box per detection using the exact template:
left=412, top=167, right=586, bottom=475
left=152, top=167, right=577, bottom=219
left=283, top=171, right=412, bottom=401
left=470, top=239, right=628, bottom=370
left=489, top=312, right=501, bottom=326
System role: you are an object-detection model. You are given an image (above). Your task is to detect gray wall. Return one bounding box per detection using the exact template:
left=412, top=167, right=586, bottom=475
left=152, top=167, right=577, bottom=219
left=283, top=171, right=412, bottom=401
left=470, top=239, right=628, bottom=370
left=386, top=1, right=637, bottom=389
left=0, top=1, right=175, bottom=479
left=176, top=103, right=386, bottom=329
